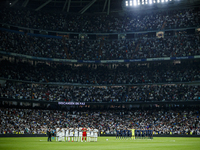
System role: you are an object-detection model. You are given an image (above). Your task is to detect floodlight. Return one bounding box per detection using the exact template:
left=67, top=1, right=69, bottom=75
left=138, top=0, right=140, bottom=5
left=126, top=1, right=128, bottom=6
left=134, top=0, right=137, bottom=6
left=130, top=0, right=133, bottom=6
left=142, top=0, right=144, bottom=5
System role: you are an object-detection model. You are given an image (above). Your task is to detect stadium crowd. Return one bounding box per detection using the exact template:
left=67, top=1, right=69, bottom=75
left=1, top=60, right=200, bottom=84
left=0, top=81, right=200, bottom=102
left=0, top=107, right=200, bottom=135
left=0, top=8, right=199, bottom=32
left=1, top=30, right=200, bottom=60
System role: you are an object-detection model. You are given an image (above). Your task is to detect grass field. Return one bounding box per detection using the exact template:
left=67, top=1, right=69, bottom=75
left=0, top=137, right=200, bottom=150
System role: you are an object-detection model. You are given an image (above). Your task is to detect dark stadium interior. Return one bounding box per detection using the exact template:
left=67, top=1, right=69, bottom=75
left=0, top=0, right=200, bottom=137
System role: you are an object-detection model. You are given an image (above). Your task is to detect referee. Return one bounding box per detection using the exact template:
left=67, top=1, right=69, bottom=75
left=47, top=128, right=52, bottom=142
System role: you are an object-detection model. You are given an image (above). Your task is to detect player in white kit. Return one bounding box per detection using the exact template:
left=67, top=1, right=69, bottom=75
left=94, top=128, right=98, bottom=142
left=56, top=128, right=60, bottom=141
left=87, top=127, right=91, bottom=142
left=90, top=127, right=94, bottom=142
left=58, top=128, right=63, bottom=141
left=69, top=127, right=74, bottom=142
left=74, top=127, right=78, bottom=142
left=79, top=127, right=83, bottom=142
left=66, top=127, right=70, bottom=142
left=60, top=128, right=65, bottom=141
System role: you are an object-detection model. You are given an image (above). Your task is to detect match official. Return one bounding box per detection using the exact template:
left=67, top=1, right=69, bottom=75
left=47, top=128, right=52, bottom=142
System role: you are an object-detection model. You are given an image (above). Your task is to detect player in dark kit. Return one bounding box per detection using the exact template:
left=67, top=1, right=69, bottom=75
left=138, top=129, right=141, bottom=139
left=144, top=129, right=147, bottom=139
left=141, top=129, right=144, bottom=139
left=135, top=129, right=138, bottom=139
left=150, top=129, right=153, bottom=139
left=116, top=128, right=120, bottom=139
left=147, top=129, right=150, bottom=139
left=128, top=129, right=132, bottom=139
left=120, top=129, right=123, bottom=139
left=123, top=129, right=126, bottom=139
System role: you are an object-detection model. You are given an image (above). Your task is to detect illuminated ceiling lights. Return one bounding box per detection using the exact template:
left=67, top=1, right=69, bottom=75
left=130, top=0, right=133, bottom=6
left=142, top=0, right=144, bottom=5
left=125, top=0, right=174, bottom=6
left=126, top=1, right=128, bottom=6
left=138, top=0, right=140, bottom=5
left=134, top=0, right=137, bottom=6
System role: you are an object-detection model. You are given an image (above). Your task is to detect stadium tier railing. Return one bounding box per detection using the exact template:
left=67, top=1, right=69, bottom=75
left=1, top=77, right=200, bottom=86
left=1, top=97, right=200, bottom=105
left=1, top=50, right=200, bottom=64
left=0, top=23, right=199, bottom=35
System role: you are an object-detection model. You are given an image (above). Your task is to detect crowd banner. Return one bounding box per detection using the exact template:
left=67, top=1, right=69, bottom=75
left=58, top=102, right=85, bottom=105
left=0, top=51, right=200, bottom=63
left=170, top=56, right=194, bottom=60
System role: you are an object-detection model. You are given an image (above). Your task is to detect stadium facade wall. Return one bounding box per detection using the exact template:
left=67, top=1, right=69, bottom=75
left=1, top=134, right=200, bottom=138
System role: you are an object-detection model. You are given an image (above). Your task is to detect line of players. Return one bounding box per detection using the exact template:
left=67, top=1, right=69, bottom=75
left=56, top=127, right=98, bottom=142
left=116, top=128, right=153, bottom=139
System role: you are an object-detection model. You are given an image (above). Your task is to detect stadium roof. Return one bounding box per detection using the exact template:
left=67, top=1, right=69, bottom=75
left=1, top=0, right=200, bottom=14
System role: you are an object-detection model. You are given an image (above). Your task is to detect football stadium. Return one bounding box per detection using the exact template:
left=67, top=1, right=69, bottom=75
left=0, top=0, right=200, bottom=150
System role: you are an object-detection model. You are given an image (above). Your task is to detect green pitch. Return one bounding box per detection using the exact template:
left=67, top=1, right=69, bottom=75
left=0, top=137, right=200, bottom=150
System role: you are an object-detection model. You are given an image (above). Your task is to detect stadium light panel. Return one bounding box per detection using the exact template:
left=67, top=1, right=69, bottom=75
left=166, top=0, right=168, bottom=2
left=154, top=0, right=156, bottom=3
left=161, top=0, right=164, bottom=2
left=126, top=1, right=128, bottom=6
left=142, top=0, right=144, bottom=5
left=149, top=0, right=152, bottom=4
left=138, top=0, right=140, bottom=5
left=157, top=0, right=160, bottom=3
left=130, top=0, right=133, bottom=6
left=134, top=0, right=137, bottom=6
left=145, top=0, right=148, bottom=4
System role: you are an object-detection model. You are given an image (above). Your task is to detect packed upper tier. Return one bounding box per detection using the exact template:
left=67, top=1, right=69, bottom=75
left=1, top=81, right=200, bottom=102
left=1, top=60, right=200, bottom=84
left=1, top=30, right=200, bottom=60
left=1, top=8, right=200, bottom=32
